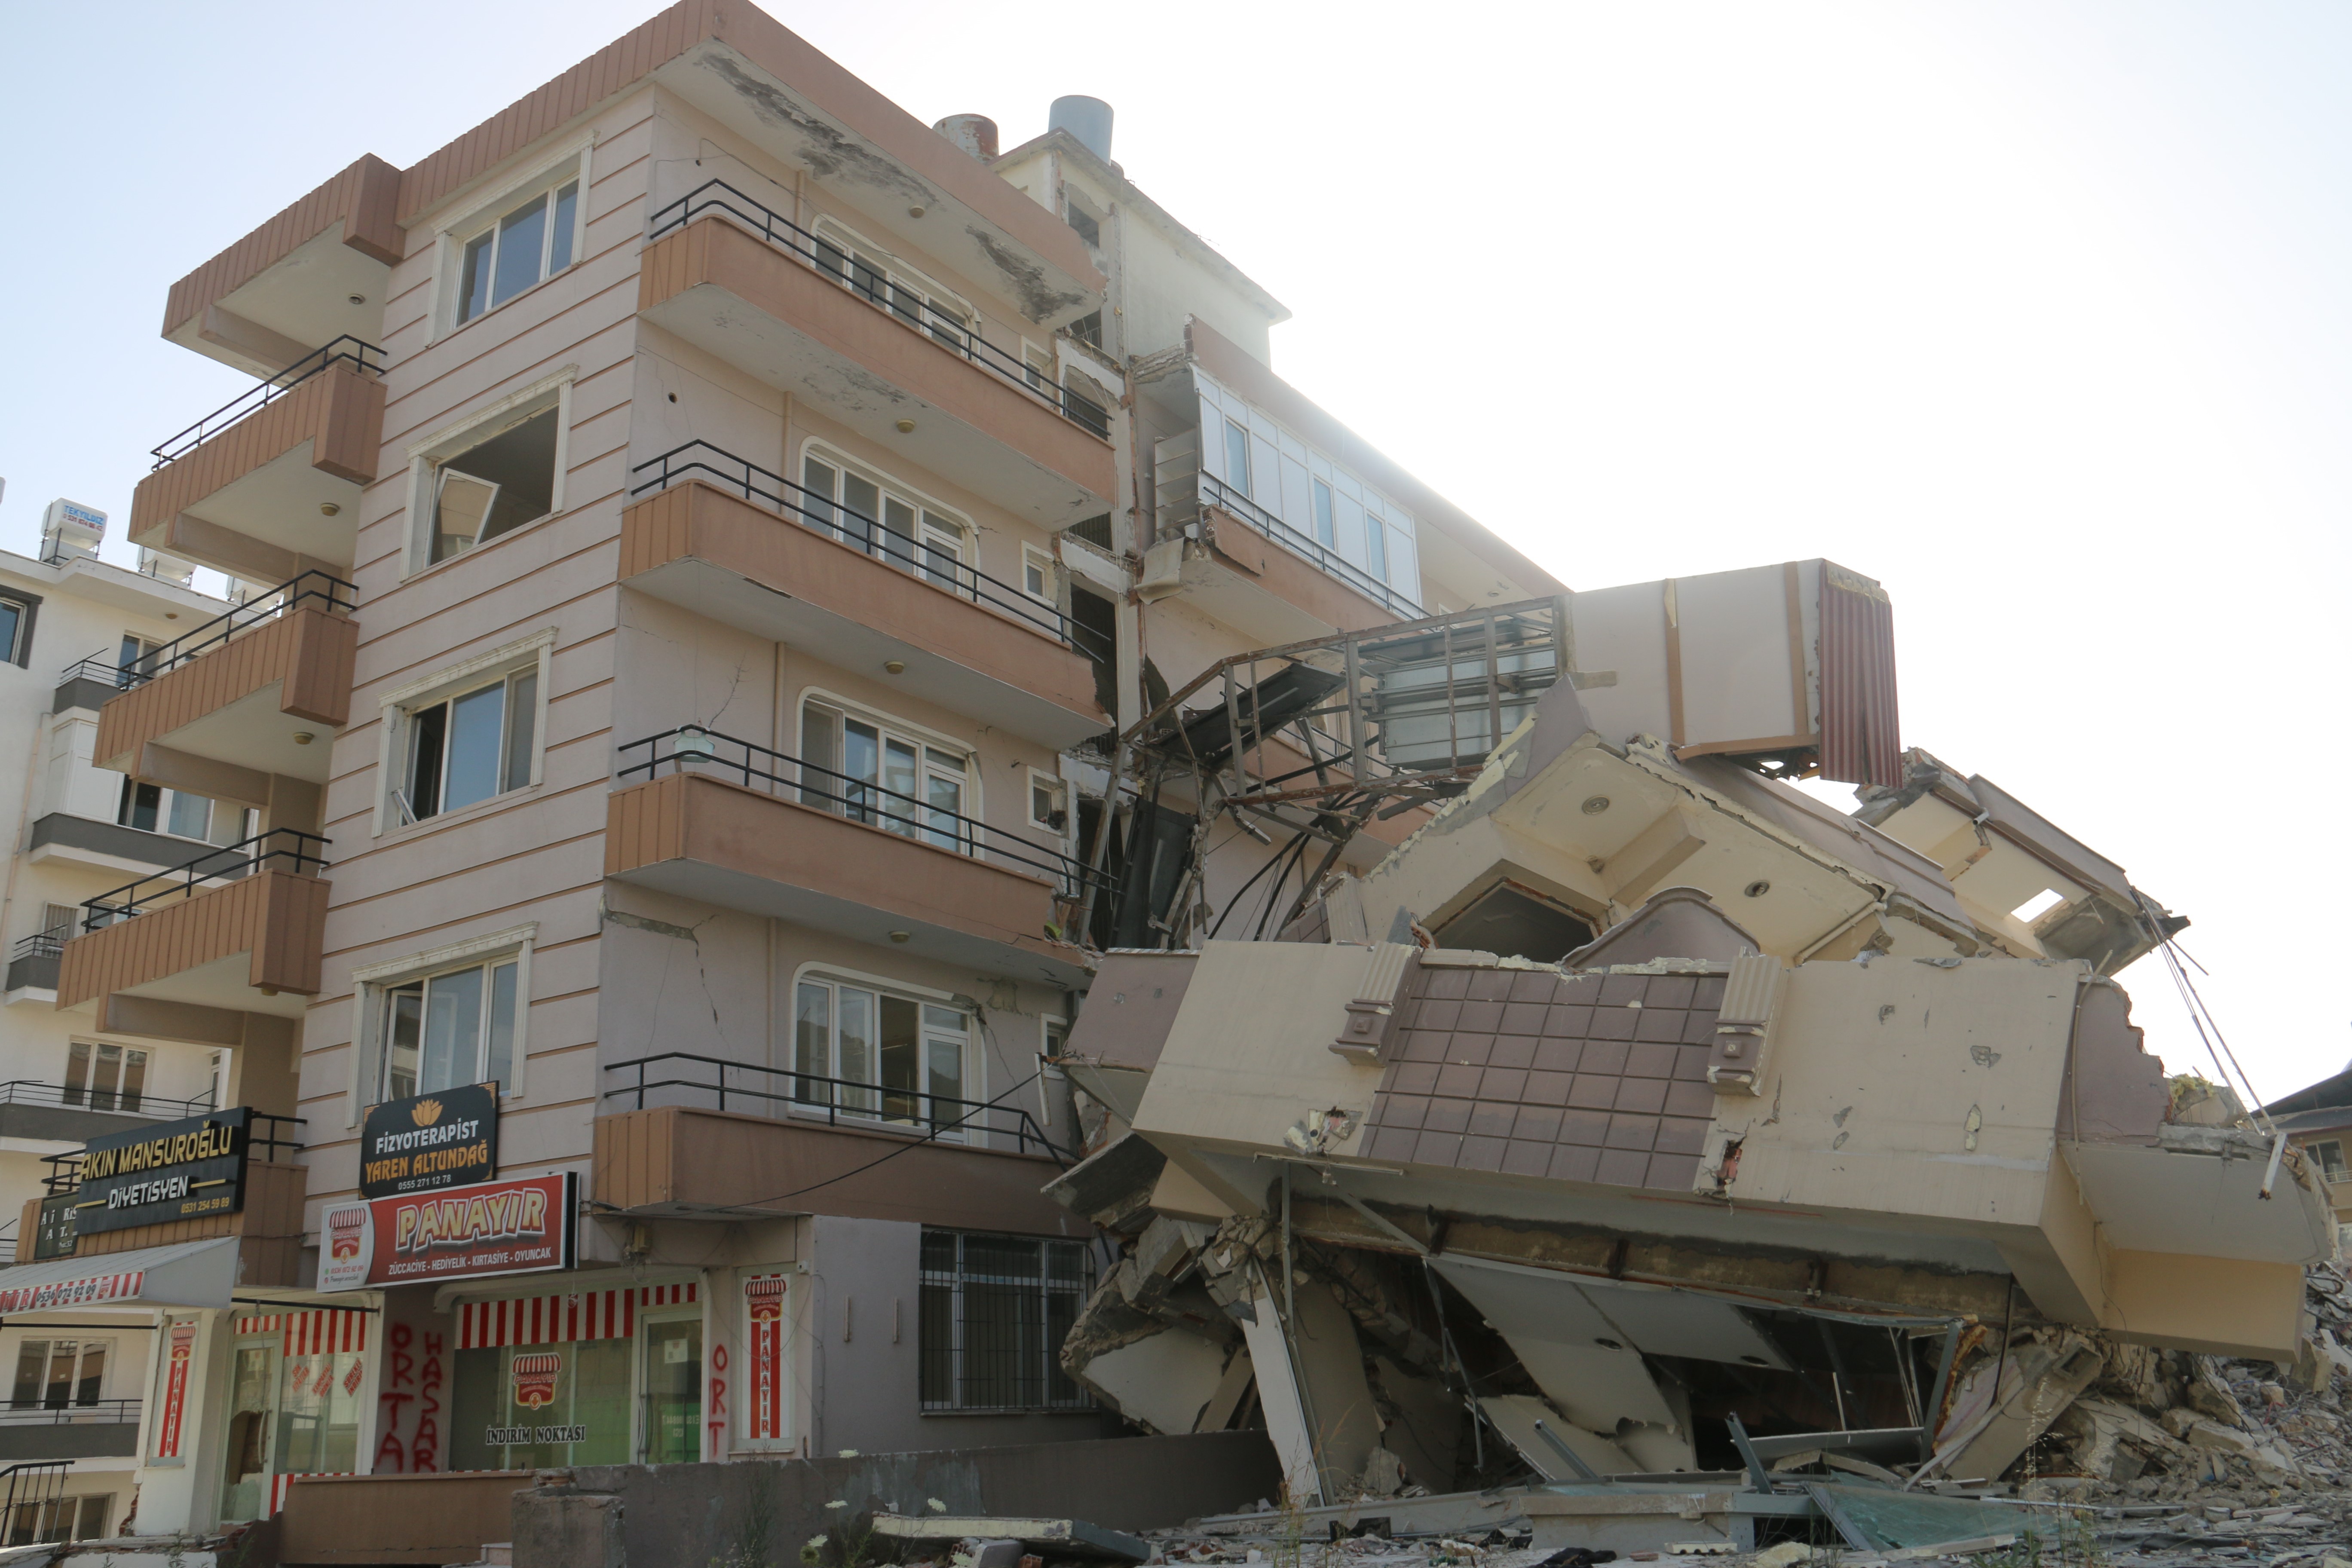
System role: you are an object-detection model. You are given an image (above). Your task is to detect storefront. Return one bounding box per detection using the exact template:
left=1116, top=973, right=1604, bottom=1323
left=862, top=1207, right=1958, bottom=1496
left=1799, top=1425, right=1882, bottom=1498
left=213, top=1307, right=372, bottom=1522
left=442, top=1281, right=702, bottom=1469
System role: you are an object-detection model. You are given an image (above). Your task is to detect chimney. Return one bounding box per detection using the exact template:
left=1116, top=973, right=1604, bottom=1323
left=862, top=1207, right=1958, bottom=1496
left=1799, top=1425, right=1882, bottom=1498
left=1048, top=97, right=1113, bottom=163
left=934, top=114, right=999, bottom=161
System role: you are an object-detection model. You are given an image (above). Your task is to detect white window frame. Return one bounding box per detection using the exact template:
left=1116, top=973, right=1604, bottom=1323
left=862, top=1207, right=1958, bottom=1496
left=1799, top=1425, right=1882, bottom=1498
left=9, top=1335, right=114, bottom=1408
left=810, top=215, right=976, bottom=348
left=115, top=777, right=255, bottom=847
left=348, top=923, right=538, bottom=1125
left=63, top=1039, right=150, bottom=1113
left=376, top=630, right=556, bottom=836
left=1025, top=770, right=1068, bottom=835
left=1019, top=545, right=1056, bottom=604
left=793, top=439, right=972, bottom=593
left=793, top=691, right=979, bottom=852
left=435, top=143, right=592, bottom=338
left=785, top=962, right=979, bottom=1141
left=403, top=370, right=576, bottom=576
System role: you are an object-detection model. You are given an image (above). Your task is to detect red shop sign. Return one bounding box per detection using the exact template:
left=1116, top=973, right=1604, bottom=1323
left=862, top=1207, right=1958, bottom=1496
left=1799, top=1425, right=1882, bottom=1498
left=319, top=1173, right=577, bottom=1291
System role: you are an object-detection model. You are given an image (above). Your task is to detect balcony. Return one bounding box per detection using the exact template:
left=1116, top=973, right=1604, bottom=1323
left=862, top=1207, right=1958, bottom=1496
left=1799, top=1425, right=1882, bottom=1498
left=606, top=732, right=1099, bottom=986
left=0, top=1079, right=217, bottom=1146
left=624, top=453, right=1109, bottom=750
left=162, top=154, right=401, bottom=377
left=129, top=340, right=385, bottom=580
left=0, top=1402, right=143, bottom=1462
left=90, top=572, right=358, bottom=789
left=25, top=813, right=251, bottom=883
left=637, top=197, right=1115, bottom=530
left=597, top=1059, right=1075, bottom=1230
left=55, top=831, right=331, bottom=1017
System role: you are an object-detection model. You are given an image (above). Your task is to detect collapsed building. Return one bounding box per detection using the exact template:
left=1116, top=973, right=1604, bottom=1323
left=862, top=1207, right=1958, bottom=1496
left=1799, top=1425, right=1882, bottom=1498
left=1045, top=564, right=2333, bottom=1519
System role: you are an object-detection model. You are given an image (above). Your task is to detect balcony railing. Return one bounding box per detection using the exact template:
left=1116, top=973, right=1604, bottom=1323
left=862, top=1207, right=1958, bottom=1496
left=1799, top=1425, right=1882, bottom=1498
left=150, top=336, right=387, bottom=469
left=630, top=442, right=1113, bottom=663
left=0, top=1080, right=216, bottom=1120
left=78, top=829, right=329, bottom=933
left=603, top=1054, right=1074, bottom=1161
left=617, top=726, right=1112, bottom=900
left=1199, top=472, right=1423, bottom=619
left=69, top=570, right=358, bottom=691
left=646, top=180, right=1110, bottom=440
left=7, top=930, right=65, bottom=965
left=0, top=1402, right=140, bottom=1428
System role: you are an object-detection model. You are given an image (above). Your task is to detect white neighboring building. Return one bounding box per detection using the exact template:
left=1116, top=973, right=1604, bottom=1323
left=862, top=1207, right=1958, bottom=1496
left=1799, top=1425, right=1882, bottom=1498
left=0, top=534, right=233, bottom=1540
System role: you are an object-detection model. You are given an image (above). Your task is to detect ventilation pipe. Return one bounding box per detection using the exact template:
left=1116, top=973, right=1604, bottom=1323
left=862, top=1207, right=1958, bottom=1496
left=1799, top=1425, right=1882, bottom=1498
left=1049, top=97, right=1114, bottom=162
left=933, top=114, right=999, bottom=161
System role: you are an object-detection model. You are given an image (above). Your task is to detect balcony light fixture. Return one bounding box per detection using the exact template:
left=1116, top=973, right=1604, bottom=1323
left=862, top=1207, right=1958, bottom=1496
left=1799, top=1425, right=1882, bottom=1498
left=894, top=419, right=916, bottom=434
left=883, top=660, right=906, bottom=675
left=674, top=726, right=715, bottom=761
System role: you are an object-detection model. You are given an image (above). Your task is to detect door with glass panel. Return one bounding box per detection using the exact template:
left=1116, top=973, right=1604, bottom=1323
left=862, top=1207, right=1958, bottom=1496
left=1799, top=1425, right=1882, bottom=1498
left=381, top=956, right=521, bottom=1102
left=794, top=977, right=969, bottom=1133
left=642, top=1318, right=702, bottom=1464
left=217, top=1341, right=278, bottom=1522
left=796, top=455, right=967, bottom=590
left=63, top=1042, right=145, bottom=1112
left=798, top=703, right=969, bottom=851
left=9, top=1339, right=105, bottom=1411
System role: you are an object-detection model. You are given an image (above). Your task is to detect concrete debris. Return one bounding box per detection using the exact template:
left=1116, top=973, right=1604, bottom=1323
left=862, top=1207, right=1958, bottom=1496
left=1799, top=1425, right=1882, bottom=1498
left=867, top=1516, right=1150, bottom=1562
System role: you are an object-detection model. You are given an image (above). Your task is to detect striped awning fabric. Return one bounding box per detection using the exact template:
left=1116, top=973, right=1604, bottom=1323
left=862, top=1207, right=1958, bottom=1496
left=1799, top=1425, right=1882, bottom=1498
left=233, top=1309, right=371, bottom=1354
left=0, top=1265, right=144, bottom=1314
left=458, top=1282, right=699, bottom=1350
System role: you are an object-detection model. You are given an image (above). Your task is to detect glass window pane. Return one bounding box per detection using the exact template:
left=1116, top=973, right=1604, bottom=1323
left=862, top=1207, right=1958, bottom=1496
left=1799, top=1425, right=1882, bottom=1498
left=882, top=739, right=919, bottom=836
left=0, top=601, right=20, bottom=664
left=444, top=683, right=508, bottom=812
left=441, top=408, right=560, bottom=554
left=503, top=671, right=538, bottom=793
left=71, top=1344, right=103, bottom=1406
left=881, top=497, right=917, bottom=570
left=12, top=1344, right=46, bottom=1408
left=548, top=181, right=578, bottom=273
left=842, top=721, right=880, bottom=824
left=839, top=988, right=876, bottom=1115
left=926, top=1034, right=962, bottom=1128
left=840, top=473, right=878, bottom=551
left=924, top=769, right=961, bottom=853
left=41, top=1345, right=75, bottom=1408
left=1312, top=479, right=1336, bottom=547
left=1366, top=516, right=1389, bottom=582
left=492, top=194, right=548, bottom=306
left=122, top=781, right=161, bottom=833
left=794, top=982, right=830, bottom=1104
left=1224, top=420, right=1251, bottom=497
left=407, top=704, right=447, bottom=819
left=879, top=996, right=920, bottom=1122
left=119, top=1050, right=147, bottom=1113
left=800, top=703, right=841, bottom=812
left=420, top=966, right=485, bottom=1093
left=458, top=231, right=494, bottom=323
left=920, top=513, right=961, bottom=590
left=63, top=1043, right=89, bottom=1103
left=486, top=962, right=518, bottom=1092
left=385, top=986, right=423, bottom=1101
left=801, top=457, right=838, bottom=535
left=166, top=790, right=210, bottom=840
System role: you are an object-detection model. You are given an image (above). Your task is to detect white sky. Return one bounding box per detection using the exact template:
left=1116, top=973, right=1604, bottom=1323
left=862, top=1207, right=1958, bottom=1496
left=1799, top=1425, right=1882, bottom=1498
left=2, top=1, right=2343, bottom=1100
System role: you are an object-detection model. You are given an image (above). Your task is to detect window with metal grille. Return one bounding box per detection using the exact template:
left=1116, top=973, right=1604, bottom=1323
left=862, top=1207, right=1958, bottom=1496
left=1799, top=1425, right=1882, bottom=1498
left=918, top=1230, right=1093, bottom=1412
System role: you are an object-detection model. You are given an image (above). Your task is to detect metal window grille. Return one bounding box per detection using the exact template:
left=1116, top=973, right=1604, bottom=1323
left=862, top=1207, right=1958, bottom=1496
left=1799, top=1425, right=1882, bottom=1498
left=918, top=1230, right=1093, bottom=1412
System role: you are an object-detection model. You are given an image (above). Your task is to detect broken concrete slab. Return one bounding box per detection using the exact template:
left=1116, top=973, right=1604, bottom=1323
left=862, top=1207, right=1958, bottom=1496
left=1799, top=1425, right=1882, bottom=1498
left=865, top=1516, right=1149, bottom=1562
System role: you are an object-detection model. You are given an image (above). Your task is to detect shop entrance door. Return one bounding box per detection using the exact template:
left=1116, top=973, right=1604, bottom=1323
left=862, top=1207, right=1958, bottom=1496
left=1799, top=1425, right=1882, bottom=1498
left=643, top=1317, right=701, bottom=1463
left=217, top=1342, right=278, bottom=1522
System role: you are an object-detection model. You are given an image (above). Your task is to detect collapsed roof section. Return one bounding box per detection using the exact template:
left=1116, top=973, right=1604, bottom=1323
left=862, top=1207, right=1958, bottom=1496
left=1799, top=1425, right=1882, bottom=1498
left=1855, top=747, right=2187, bottom=975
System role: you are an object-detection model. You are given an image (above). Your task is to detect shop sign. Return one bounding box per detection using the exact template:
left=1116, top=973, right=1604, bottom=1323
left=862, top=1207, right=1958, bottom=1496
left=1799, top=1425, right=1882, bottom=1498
left=319, top=1172, right=575, bottom=1292
left=33, top=1192, right=77, bottom=1260
left=484, top=1352, right=586, bottom=1444
left=74, top=1107, right=250, bottom=1235
left=360, top=1084, right=499, bottom=1200
left=154, top=1320, right=198, bottom=1459
left=744, top=1274, right=788, bottom=1442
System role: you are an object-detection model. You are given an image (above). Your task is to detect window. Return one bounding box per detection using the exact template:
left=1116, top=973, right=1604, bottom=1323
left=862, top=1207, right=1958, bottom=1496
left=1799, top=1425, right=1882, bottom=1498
left=1311, top=478, right=1336, bottom=548
left=9, top=1339, right=105, bottom=1409
left=398, top=667, right=538, bottom=822
left=428, top=405, right=561, bottom=564
left=798, top=450, right=968, bottom=591
left=456, top=177, right=579, bottom=325
left=1064, top=199, right=1101, bottom=248
left=1022, top=342, right=1054, bottom=395
left=798, top=700, right=971, bottom=850
left=1365, top=512, right=1390, bottom=582
left=1222, top=420, right=1252, bottom=498
left=812, top=219, right=973, bottom=350
left=0, top=593, right=35, bottom=668
left=64, top=1042, right=146, bottom=1113
left=793, top=975, right=971, bottom=1131
left=918, top=1230, right=1093, bottom=1412
left=2312, top=1141, right=2348, bottom=1183
left=1021, top=546, right=1054, bottom=602
left=116, top=778, right=253, bottom=845
left=1028, top=774, right=1067, bottom=833
left=1067, top=311, right=1103, bottom=349
left=378, top=956, right=521, bottom=1102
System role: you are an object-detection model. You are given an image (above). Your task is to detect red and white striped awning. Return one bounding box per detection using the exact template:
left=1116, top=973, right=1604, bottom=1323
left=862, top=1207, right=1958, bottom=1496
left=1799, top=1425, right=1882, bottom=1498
left=0, top=1237, right=236, bottom=1313
left=233, top=1308, right=371, bottom=1354
left=458, top=1282, right=699, bottom=1350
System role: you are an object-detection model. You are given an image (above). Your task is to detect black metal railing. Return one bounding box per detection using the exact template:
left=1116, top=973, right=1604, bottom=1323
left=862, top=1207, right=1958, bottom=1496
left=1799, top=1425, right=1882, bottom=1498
left=1199, top=472, right=1423, bottom=619
left=0, top=1080, right=215, bottom=1120
left=617, top=726, right=1111, bottom=898
left=603, top=1054, right=1073, bottom=1160
left=0, top=1461, right=70, bottom=1547
left=646, top=180, right=1110, bottom=439
left=630, top=442, right=1112, bottom=662
left=80, top=829, right=329, bottom=933
left=77, top=570, right=358, bottom=691
left=0, top=1401, right=140, bottom=1427
left=7, top=930, right=66, bottom=965
left=150, top=336, right=387, bottom=469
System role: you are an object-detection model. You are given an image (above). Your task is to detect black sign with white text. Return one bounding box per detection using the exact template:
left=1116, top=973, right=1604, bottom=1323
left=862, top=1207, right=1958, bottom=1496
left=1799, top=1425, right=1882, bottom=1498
left=74, top=1107, right=250, bottom=1234
left=361, top=1084, right=500, bottom=1199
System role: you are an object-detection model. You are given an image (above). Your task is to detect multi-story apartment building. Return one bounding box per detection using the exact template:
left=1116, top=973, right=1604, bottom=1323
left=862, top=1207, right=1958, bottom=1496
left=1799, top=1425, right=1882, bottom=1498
left=1, top=3, right=1564, bottom=1549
